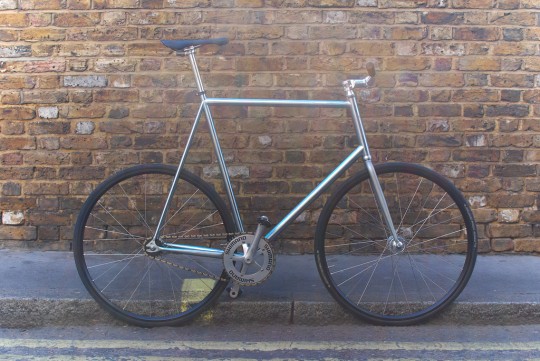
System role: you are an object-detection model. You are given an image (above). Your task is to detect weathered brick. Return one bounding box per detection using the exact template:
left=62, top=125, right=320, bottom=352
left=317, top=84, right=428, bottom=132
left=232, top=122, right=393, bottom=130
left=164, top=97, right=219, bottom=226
left=384, top=89, right=429, bottom=102
left=307, top=0, right=354, bottom=6
left=418, top=134, right=462, bottom=147
left=128, top=12, right=176, bottom=25
left=0, top=0, right=17, bottom=9
left=453, top=27, right=499, bottom=41
left=0, top=13, right=29, bottom=27
left=453, top=150, right=499, bottom=162
left=93, top=0, right=139, bottom=8
left=486, top=105, right=529, bottom=117
left=0, top=46, right=32, bottom=58
left=422, top=12, right=464, bottom=24
left=132, top=104, right=176, bottom=118
left=489, top=12, right=536, bottom=26
left=37, top=107, right=59, bottom=119
left=493, top=43, right=536, bottom=56
left=514, top=239, right=540, bottom=253
left=494, top=164, right=537, bottom=177
left=22, top=91, right=68, bottom=104
left=21, top=60, right=67, bottom=73
left=0, top=226, right=36, bottom=241
left=381, top=0, right=427, bottom=8
left=60, top=136, right=107, bottom=150
left=458, top=57, right=500, bottom=71
left=94, top=89, right=138, bottom=102
left=2, top=182, right=21, bottom=196
left=452, top=0, right=492, bottom=8
left=492, top=74, right=534, bottom=88
left=417, top=104, right=462, bottom=117
left=63, top=75, right=107, bottom=88
left=489, top=224, right=532, bottom=238
left=386, top=57, right=431, bottom=71
left=349, top=11, right=394, bottom=24
left=68, top=0, right=91, bottom=9
left=0, top=107, right=36, bottom=120
left=452, top=89, right=498, bottom=102
left=491, top=238, right=513, bottom=252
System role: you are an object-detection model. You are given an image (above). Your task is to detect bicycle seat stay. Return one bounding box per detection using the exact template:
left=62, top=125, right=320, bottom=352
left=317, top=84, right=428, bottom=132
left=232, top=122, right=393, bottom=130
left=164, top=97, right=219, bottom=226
left=161, top=38, right=229, bottom=52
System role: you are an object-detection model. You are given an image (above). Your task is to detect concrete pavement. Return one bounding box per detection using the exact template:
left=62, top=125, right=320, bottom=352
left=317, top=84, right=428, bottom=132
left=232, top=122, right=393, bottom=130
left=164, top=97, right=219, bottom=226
left=0, top=249, right=539, bottom=328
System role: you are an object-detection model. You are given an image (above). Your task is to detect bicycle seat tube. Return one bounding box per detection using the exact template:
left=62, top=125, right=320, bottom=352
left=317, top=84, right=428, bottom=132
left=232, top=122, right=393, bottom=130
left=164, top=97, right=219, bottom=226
left=150, top=47, right=245, bottom=246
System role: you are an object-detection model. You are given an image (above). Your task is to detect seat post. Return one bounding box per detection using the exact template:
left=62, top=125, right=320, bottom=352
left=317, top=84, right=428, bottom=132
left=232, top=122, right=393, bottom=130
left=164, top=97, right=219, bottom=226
left=184, top=46, right=207, bottom=98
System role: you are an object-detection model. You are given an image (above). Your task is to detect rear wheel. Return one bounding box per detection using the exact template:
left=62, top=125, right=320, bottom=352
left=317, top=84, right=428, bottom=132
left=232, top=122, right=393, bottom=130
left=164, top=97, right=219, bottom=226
left=73, top=164, right=235, bottom=327
left=315, top=163, right=477, bottom=325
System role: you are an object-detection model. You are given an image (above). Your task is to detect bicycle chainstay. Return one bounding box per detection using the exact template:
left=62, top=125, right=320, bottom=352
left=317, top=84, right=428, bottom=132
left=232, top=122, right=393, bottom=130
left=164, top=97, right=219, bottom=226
left=147, top=232, right=247, bottom=282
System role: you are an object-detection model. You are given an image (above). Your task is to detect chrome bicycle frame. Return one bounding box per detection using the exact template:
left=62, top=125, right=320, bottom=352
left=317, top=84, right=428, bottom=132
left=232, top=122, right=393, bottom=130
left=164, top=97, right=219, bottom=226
left=148, top=47, right=400, bottom=255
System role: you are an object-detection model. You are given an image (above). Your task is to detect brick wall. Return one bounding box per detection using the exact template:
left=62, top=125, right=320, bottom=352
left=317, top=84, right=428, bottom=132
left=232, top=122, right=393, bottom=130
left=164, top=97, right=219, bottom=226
left=0, top=0, right=539, bottom=253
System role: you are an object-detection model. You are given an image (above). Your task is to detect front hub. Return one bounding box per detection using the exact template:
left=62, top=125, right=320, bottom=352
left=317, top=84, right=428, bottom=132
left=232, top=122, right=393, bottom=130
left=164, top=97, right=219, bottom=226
left=388, top=235, right=406, bottom=254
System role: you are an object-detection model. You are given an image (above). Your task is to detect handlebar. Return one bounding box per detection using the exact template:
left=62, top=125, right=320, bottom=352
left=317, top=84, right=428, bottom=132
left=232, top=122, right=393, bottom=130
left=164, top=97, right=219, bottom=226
left=342, top=63, right=376, bottom=92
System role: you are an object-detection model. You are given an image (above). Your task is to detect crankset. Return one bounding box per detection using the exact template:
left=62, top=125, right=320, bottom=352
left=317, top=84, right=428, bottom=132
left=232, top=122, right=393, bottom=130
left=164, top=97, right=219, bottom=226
left=223, top=234, right=276, bottom=286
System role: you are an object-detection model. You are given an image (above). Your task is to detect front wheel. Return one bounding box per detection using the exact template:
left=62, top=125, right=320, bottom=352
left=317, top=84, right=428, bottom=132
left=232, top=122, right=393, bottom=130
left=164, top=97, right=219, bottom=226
left=315, top=163, right=477, bottom=325
left=73, top=164, right=235, bottom=327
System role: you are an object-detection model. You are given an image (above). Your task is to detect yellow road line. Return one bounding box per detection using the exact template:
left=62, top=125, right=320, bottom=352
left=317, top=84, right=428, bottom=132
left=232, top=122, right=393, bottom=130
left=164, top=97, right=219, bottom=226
left=2, top=354, right=539, bottom=361
left=1, top=339, right=540, bottom=352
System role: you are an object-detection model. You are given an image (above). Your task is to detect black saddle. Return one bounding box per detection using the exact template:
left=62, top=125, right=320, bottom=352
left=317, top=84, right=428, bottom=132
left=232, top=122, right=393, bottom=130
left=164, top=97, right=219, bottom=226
left=161, top=38, right=229, bottom=52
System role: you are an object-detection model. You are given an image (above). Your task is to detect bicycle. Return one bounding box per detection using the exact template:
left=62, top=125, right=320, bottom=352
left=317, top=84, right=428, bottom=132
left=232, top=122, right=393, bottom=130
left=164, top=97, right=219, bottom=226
left=73, top=38, right=478, bottom=327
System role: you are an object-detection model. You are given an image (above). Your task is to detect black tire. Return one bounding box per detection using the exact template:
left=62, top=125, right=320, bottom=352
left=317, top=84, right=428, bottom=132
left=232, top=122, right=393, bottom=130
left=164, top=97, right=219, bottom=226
left=73, top=164, right=235, bottom=327
left=315, top=162, right=477, bottom=325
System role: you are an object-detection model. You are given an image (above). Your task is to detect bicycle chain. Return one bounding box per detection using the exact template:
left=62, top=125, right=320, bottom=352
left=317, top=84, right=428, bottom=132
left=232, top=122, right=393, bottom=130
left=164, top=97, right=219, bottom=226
left=147, top=232, right=246, bottom=282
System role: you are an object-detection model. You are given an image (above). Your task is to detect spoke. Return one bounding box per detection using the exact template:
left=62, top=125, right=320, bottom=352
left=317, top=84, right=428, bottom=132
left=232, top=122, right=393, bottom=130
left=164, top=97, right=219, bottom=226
left=337, top=263, right=375, bottom=288
left=178, top=210, right=219, bottom=238
left=88, top=213, right=144, bottom=247
left=407, top=256, right=448, bottom=295
left=117, top=181, right=154, bottom=235
left=331, top=251, right=394, bottom=276
left=409, top=202, right=455, bottom=230
left=406, top=229, right=464, bottom=251
left=89, top=251, right=143, bottom=283
left=410, top=192, right=447, bottom=242
left=95, top=201, right=137, bottom=243
left=324, top=237, right=380, bottom=248
left=348, top=197, right=388, bottom=234
left=411, top=241, right=468, bottom=254
left=397, top=177, right=424, bottom=232
left=86, top=253, right=145, bottom=268
left=83, top=225, right=145, bottom=240
left=123, top=258, right=154, bottom=310
left=382, top=255, right=399, bottom=314
left=411, top=215, right=463, bottom=235
left=354, top=230, right=393, bottom=306
left=100, top=249, right=144, bottom=293
left=160, top=188, right=204, bottom=233
left=407, top=255, right=437, bottom=302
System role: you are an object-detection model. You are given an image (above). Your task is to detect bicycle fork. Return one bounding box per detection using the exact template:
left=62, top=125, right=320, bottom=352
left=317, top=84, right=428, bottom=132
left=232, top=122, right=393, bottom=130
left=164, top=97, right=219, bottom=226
left=344, top=81, right=403, bottom=252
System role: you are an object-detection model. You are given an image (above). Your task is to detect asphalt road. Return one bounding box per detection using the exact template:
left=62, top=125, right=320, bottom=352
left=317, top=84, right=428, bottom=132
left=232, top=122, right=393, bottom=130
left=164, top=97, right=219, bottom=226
left=1, top=323, right=540, bottom=360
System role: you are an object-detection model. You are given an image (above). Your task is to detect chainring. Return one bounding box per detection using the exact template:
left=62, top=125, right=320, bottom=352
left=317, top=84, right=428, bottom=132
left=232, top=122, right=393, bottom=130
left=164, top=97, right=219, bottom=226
left=223, top=234, right=275, bottom=286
